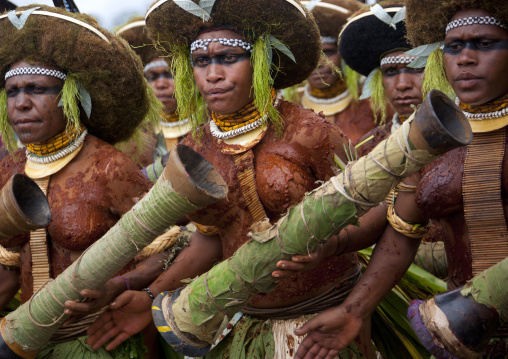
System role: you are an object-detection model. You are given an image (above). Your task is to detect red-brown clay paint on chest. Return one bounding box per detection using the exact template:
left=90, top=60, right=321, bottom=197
left=0, top=136, right=151, bottom=301
left=330, top=98, right=377, bottom=144
left=184, top=101, right=358, bottom=307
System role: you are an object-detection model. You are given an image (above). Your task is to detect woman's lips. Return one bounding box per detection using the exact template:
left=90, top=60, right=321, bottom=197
left=393, top=98, right=419, bottom=105
left=454, top=73, right=481, bottom=88
left=206, top=88, right=230, bottom=97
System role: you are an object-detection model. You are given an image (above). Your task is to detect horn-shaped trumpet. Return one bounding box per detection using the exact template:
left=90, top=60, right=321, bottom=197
left=409, top=256, right=508, bottom=359
left=0, top=173, right=52, bottom=268
left=150, top=90, right=474, bottom=356
left=0, top=145, right=227, bottom=359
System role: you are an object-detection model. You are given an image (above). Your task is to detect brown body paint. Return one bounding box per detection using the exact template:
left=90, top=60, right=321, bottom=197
left=183, top=101, right=359, bottom=308
left=0, top=135, right=151, bottom=302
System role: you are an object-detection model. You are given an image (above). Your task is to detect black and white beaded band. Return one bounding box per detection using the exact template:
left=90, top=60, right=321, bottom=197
left=446, top=16, right=507, bottom=34
left=321, top=36, right=337, bottom=44
left=144, top=60, right=169, bottom=73
left=5, top=67, right=67, bottom=81
left=380, top=55, right=418, bottom=66
left=190, top=38, right=253, bottom=54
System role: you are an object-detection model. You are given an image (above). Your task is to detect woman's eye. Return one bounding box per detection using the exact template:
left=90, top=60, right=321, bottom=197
left=6, top=88, right=18, bottom=97
left=195, top=57, right=210, bottom=67
left=478, top=40, right=495, bottom=48
left=383, top=67, right=397, bottom=76
left=445, top=41, right=463, bottom=52
left=223, top=55, right=239, bottom=63
left=30, top=86, right=46, bottom=94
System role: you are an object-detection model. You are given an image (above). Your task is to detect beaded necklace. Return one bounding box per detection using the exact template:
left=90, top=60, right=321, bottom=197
left=457, top=93, right=508, bottom=120
left=26, top=125, right=87, bottom=164
left=210, top=89, right=277, bottom=139
left=160, top=112, right=190, bottom=128
left=306, top=79, right=348, bottom=100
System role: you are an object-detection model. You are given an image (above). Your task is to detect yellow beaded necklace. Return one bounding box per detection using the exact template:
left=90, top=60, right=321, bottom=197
left=459, top=93, right=508, bottom=114
left=26, top=124, right=84, bottom=157
left=307, top=79, right=348, bottom=99
left=212, top=89, right=276, bottom=131
left=164, top=111, right=180, bottom=123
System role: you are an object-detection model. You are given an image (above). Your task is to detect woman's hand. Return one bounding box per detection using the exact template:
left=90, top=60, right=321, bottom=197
left=63, top=277, right=126, bottom=325
left=87, top=290, right=153, bottom=351
left=272, top=246, right=324, bottom=279
left=294, top=304, right=364, bottom=359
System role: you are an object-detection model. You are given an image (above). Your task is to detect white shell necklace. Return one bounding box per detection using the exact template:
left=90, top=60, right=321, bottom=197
left=304, top=84, right=350, bottom=105
left=160, top=118, right=190, bottom=128
left=26, top=129, right=88, bottom=164
left=210, top=97, right=280, bottom=140
left=456, top=97, right=508, bottom=120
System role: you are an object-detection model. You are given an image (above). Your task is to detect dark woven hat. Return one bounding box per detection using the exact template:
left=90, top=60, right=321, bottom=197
left=406, top=0, right=508, bottom=47
left=0, top=5, right=154, bottom=144
left=306, top=0, right=362, bottom=38
left=117, top=16, right=162, bottom=66
left=339, top=2, right=410, bottom=76
left=145, top=0, right=321, bottom=89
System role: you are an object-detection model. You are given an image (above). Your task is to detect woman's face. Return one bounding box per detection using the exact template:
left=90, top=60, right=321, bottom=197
left=6, top=61, right=66, bottom=144
left=192, top=29, right=254, bottom=114
left=444, top=9, right=508, bottom=105
left=381, top=50, right=424, bottom=116
left=307, top=42, right=342, bottom=89
left=145, top=57, right=177, bottom=113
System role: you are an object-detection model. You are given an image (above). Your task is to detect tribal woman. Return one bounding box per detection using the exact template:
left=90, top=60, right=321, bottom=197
left=300, top=0, right=378, bottom=144
left=117, top=17, right=192, bottom=169
left=295, top=0, right=508, bottom=357
left=0, top=5, right=166, bottom=358
left=339, top=2, right=448, bottom=279
left=84, top=0, right=399, bottom=357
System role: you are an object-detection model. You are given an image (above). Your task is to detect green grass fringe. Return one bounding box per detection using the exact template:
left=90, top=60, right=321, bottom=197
left=422, top=49, right=455, bottom=100
left=0, top=89, right=17, bottom=152
left=343, top=60, right=359, bottom=101
left=368, top=69, right=387, bottom=125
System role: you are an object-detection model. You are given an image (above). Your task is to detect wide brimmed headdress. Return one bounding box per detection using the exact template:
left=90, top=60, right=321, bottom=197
left=0, top=5, right=160, bottom=148
left=145, top=0, right=321, bottom=135
left=405, top=0, right=508, bottom=98
left=339, top=1, right=410, bottom=122
left=116, top=16, right=162, bottom=66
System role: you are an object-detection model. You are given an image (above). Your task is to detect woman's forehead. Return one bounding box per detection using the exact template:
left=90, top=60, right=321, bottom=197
left=196, top=29, right=246, bottom=41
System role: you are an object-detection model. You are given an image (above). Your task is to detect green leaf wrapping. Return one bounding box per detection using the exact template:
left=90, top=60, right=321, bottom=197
left=2, top=170, right=204, bottom=352
left=461, top=255, right=508, bottom=323
left=171, top=121, right=444, bottom=344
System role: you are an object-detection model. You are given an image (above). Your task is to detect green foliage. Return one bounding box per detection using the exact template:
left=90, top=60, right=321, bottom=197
left=252, top=37, right=284, bottom=137
left=59, top=74, right=83, bottom=136
left=422, top=48, right=455, bottom=99
left=0, top=89, right=17, bottom=152
left=343, top=60, right=360, bottom=101
left=368, top=69, right=387, bottom=125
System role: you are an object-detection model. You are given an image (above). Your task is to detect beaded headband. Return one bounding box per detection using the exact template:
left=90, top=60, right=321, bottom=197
left=144, top=60, right=168, bottom=73
left=380, top=55, right=417, bottom=66
left=321, top=36, right=337, bottom=44
left=190, top=38, right=253, bottom=54
left=5, top=67, right=67, bottom=81
left=116, top=20, right=145, bottom=35
left=446, top=16, right=507, bottom=34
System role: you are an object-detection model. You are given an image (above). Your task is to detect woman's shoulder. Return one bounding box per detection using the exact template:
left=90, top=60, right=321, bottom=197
left=276, top=100, right=348, bottom=149
left=0, top=149, right=26, bottom=184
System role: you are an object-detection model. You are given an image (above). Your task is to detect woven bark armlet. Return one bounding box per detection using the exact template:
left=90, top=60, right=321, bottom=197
left=387, top=203, right=429, bottom=239
left=195, top=222, right=220, bottom=237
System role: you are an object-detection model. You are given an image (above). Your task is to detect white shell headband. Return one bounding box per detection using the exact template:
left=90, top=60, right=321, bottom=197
left=5, top=67, right=67, bottom=81
left=380, top=55, right=418, bottom=66
left=144, top=60, right=169, bottom=73
left=445, top=16, right=507, bottom=34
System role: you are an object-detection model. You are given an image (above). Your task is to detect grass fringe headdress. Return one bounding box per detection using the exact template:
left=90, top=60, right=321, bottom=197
left=0, top=5, right=161, bottom=150
left=146, top=0, right=321, bottom=137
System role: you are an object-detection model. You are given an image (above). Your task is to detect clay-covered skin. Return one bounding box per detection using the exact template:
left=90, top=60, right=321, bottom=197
left=329, top=98, right=377, bottom=144
left=416, top=141, right=508, bottom=289
left=183, top=100, right=360, bottom=308
left=0, top=135, right=151, bottom=302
